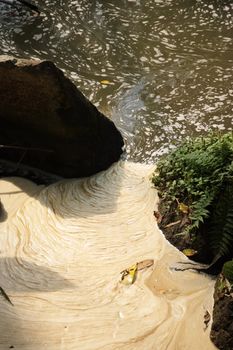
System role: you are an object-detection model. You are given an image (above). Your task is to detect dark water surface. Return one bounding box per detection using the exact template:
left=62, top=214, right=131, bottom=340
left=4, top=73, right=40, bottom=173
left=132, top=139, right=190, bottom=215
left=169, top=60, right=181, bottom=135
left=0, top=0, right=232, bottom=161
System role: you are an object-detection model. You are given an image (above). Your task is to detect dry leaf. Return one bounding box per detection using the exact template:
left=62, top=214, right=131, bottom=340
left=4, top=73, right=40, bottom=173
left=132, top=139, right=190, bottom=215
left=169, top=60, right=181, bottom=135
left=120, top=259, right=154, bottom=285
left=164, top=220, right=181, bottom=228
left=153, top=211, right=162, bottom=224
left=182, top=248, right=198, bottom=257
left=121, top=264, right=137, bottom=285
left=137, top=259, right=154, bottom=271
left=100, top=80, right=111, bottom=85
left=178, top=202, right=190, bottom=214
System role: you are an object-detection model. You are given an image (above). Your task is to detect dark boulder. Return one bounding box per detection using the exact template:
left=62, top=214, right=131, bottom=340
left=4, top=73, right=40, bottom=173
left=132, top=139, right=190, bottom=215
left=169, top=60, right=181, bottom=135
left=0, top=56, right=124, bottom=178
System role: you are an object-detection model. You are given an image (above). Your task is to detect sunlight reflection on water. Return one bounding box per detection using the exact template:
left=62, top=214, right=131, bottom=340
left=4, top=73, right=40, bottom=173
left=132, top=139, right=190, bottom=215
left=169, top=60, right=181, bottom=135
left=0, top=0, right=232, bottom=162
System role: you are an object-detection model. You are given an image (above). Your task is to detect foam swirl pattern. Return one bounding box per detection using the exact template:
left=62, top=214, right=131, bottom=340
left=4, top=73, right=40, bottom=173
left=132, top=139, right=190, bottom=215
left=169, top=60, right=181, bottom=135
left=0, top=162, right=216, bottom=349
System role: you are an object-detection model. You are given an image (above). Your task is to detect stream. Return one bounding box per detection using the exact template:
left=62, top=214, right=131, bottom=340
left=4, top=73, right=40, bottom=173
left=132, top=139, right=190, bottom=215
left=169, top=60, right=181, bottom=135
left=0, top=162, right=216, bottom=349
left=0, top=0, right=232, bottom=160
left=0, top=1, right=232, bottom=348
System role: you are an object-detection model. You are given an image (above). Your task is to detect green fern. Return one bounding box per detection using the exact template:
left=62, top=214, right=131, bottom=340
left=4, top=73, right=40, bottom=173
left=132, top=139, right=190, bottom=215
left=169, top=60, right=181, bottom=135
left=152, top=132, right=233, bottom=263
left=207, top=181, right=233, bottom=259
left=222, top=260, right=233, bottom=283
left=153, top=132, right=233, bottom=235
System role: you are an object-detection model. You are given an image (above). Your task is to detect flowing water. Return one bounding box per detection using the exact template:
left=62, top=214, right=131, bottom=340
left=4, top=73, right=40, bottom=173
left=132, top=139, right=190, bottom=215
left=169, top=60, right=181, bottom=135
left=0, top=163, right=216, bottom=349
left=0, top=0, right=232, bottom=160
left=0, top=2, right=232, bottom=348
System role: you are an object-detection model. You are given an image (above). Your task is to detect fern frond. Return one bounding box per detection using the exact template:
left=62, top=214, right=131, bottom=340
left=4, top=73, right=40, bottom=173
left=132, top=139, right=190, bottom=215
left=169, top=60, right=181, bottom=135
left=207, top=181, right=233, bottom=258
left=152, top=132, right=233, bottom=254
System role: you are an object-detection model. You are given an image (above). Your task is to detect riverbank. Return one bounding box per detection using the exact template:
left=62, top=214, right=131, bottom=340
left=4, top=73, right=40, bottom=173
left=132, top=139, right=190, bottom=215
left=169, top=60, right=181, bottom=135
left=152, top=133, right=233, bottom=350
left=156, top=197, right=233, bottom=350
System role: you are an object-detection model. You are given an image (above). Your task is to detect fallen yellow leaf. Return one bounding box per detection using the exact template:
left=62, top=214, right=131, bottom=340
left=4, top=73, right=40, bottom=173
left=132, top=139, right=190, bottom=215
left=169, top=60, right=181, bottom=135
left=178, top=202, right=189, bottom=214
left=182, top=248, right=198, bottom=257
left=100, top=80, right=111, bottom=85
left=121, top=264, right=137, bottom=285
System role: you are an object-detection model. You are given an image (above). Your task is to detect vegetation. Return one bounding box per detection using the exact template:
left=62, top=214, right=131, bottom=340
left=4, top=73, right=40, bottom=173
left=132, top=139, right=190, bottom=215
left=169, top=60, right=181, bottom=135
left=222, top=260, right=233, bottom=284
left=152, top=132, right=233, bottom=274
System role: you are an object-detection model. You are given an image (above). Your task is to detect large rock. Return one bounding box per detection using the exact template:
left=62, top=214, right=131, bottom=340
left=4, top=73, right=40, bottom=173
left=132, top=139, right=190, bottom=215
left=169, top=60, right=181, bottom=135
left=0, top=56, right=124, bottom=178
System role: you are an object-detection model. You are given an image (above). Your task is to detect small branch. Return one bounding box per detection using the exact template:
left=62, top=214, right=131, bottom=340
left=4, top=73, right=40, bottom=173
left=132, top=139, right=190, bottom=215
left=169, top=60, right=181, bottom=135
left=0, top=145, right=54, bottom=153
left=164, top=220, right=181, bottom=228
left=0, top=287, right=13, bottom=305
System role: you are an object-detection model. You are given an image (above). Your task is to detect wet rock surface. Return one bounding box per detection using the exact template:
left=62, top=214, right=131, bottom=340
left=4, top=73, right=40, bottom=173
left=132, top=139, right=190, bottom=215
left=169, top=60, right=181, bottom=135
left=0, top=56, right=124, bottom=178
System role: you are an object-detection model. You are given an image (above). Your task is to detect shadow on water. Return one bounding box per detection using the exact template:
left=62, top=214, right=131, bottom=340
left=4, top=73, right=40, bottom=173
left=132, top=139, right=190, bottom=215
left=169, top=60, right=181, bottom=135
left=0, top=159, right=123, bottom=347
left=0, top=162, right=126, bottom=347
left=0, top=257, right=71, bottom=333
left=0, top=142, right=125, bottom=347
left=0, top=257, right=73, bottom=349
left=0, top=159, right=124, bottom=220
left=0, top=200, right=8, bottom=222
left=0, top=257, right=73, bottom=294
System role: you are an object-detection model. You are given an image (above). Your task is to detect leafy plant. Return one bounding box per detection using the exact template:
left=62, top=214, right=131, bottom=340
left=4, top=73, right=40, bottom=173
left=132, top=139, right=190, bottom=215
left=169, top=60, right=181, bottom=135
left=152, top=132, right=233, bottom=265
left=222, top=260, right=233, bottom=283
left=207, top=181, right=233, bottom=259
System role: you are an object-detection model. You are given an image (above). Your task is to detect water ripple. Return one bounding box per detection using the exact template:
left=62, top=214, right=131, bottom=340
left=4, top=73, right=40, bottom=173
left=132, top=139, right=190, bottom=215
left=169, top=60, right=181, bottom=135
left=0, top=0, right=232, bottom=162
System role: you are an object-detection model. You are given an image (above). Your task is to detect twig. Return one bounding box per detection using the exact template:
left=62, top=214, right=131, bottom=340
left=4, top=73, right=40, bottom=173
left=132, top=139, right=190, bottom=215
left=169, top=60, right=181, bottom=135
left=164, top=220, right=181, bottom=228
left=0, top=145, right=53, bottom=153
left=0, top=287, right=13, bottom=305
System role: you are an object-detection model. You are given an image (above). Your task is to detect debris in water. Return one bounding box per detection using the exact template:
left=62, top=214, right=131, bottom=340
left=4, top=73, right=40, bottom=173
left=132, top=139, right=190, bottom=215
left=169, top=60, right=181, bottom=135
left=100, top=80, right=112, bottom=85
left=0, top=287, right=13, bottom=305
left=204, top=310, right=211, bottom=331
left=121, top=263, right=137, bottom=285
left=137, top=259, right=154, bottom=271
left=120, top=259, right=154, bottom=285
